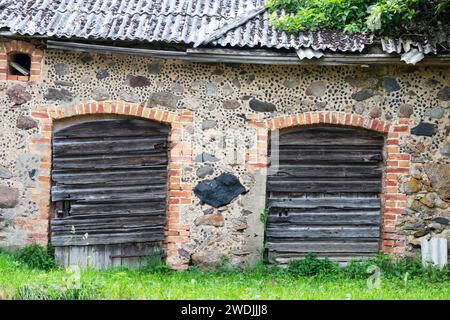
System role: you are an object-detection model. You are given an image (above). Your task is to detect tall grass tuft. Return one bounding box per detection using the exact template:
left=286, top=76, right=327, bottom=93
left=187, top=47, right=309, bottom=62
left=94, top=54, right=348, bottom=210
left=14, top=244, right=56, bottom=270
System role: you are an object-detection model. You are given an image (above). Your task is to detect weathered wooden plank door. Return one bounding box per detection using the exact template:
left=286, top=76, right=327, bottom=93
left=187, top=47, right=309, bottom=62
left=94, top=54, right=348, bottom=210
left=266, top=126, right=384, bottom=264
left=50, top=118, right=169, bottom=269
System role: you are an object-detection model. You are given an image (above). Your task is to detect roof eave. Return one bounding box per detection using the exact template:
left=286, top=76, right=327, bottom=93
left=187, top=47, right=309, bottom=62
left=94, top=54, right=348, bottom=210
left=45, top=40, right=450, bottom=66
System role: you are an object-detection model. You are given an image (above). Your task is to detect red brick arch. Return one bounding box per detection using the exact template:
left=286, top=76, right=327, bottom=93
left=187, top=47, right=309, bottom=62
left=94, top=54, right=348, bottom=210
left=0, top=40, right=43, bottom=82
left=23, top=101, right=193, bottom=269
left=246, top=111, right=410, bottom=255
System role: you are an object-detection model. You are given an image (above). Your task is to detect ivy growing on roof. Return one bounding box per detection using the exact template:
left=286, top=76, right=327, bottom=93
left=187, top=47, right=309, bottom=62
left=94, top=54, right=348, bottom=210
left=266, top=0, right=450, bottom=36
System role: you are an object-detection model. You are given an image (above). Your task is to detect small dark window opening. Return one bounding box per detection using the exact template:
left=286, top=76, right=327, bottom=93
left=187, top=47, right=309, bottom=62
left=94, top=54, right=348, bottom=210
left=8, top=53, right=31, bottom=76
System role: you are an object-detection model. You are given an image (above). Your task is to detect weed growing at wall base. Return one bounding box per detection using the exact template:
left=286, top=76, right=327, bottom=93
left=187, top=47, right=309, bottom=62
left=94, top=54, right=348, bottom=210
left=14, top=244, right=55, bottom=270
left=0, top=246, right=448, bottom=300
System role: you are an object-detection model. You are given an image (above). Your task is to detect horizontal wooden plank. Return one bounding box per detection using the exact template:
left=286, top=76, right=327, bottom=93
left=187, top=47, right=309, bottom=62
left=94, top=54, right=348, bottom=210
left=51, top=232, right=165, bottom=246
left=270, top=254, right=378, bottom=265
left=51, top=214, right=165, bottom=227
left=267, top=211, right=380, bottom=225
left=277, top=151, right=383, bottom=163
left=268, top=241, right=380, bottom=253
left=69, top=203, right=166, bottom=215
left=73, top=195, right=168, bottom=204
left=52, top=152, right=168, bottom=170
left=270, top=165, right=382, bottom=179
left=272, top=251, right=378, bottom=259
left=278, top=139, right=384, bottom=147
left=54, top=119, right=169, bottom=139
left=51, top=225, right=165, bottom=235
left=268, top=198, right=380, bottom=209
left=51, top=224, right=165, bottom=235
left=267, top=181, right=381, bottom=193
left=279, top=127, right=384, bottom=146
left=51, top=184, right=166, bottom=201
left=53, top=177, right=167, bottom=189
left=275, top=144, right=384, bottom=151
left=53, top=136, right=167, bottom=156
left=267, top=226, right=380, bottom=239
left=52, top=167, right=167, bottom=185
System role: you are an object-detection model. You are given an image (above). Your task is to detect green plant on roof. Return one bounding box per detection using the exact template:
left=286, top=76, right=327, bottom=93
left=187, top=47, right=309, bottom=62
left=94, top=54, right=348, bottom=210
left=266, top=0, right=449, bottom=35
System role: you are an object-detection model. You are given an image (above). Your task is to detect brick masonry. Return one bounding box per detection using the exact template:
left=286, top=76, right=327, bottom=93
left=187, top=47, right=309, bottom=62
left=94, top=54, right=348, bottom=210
left=0, top=40, right=43, bottom=82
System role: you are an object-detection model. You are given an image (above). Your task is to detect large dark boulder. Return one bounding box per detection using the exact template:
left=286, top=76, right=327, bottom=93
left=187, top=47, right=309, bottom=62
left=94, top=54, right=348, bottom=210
left=383, top=77, right=401, bottom=93
left=44, top=88, right=73, bottom=102
left=411, top=122, right=437, bottom=136
left=351, top=89, right=374, bottom=101
left=147, top=92, right=180, bottom=109
left=54, top=63, right=70, bottom=76
left=249, top=99, right=276, bottom=112
left=194, top=173, right=246, bottom=208
left=194, top=152, right=219, bottom=163
left=6, top=84, right=32, bottom=105
left=16, top=115, right=37, bottom=130
left=128, top=75, right=150, bottom=88
left=196, top=165, right=214, bottom=178
left=223, top=99, right=240, bottom=110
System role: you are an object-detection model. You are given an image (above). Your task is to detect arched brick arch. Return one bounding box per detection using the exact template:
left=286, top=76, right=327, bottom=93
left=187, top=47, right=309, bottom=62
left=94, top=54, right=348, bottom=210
left=24, top=101, right=193, bottom=269
left=246, top=111, right=410, bottom=255
left=0, top=40, right=43, bottom=81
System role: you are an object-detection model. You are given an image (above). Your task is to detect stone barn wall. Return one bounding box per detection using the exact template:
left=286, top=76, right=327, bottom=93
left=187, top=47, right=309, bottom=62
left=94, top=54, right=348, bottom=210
left=0, top=40, right=449, bottom=268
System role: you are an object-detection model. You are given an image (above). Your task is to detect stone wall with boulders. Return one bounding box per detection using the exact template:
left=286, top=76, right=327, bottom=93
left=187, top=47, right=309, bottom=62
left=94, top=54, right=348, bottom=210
left=0, top=81, right=40, bottom=247
left=399, top=163, right=449, bottom=262
left=0, top=40, right=449, bottom=268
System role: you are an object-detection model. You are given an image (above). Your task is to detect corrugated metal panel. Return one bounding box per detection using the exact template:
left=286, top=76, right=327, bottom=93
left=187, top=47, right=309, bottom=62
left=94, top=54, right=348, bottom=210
left=401, top=49, right=425, bottom=65
left=212, top=12, right=373, bottom=51
left=0, top=0, right=446, bottom=53
left=421, top=237, right=448, bottom=268
left=0, top=0, right=373, bottom=52
left=382, top=38, right=438, bottom=55
left=296, top=48, right=324, bottom=60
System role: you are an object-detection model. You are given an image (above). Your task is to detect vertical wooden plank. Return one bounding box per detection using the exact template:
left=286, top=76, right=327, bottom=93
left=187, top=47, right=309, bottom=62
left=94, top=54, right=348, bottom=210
left=85, top=245, right=94, bottom=269
left=121, top=244, right=138, bottom=268
left=109, top=244, right=122, bottom=268
left=54, top=247, right=64, bottom=266
left=137, top=243, right=148, bottom=268
left=96, top=245, right=105, bottom=270
left=65, top=246, right=70, bottom=267
left=103, top=244, right=109, bottom=270
left=80, top=246, right=88, bottom=268
left=68, top=246, right=78, bottom=267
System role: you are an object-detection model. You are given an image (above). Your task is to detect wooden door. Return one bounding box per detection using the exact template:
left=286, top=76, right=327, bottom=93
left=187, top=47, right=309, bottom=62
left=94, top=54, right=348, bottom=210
left=266, top=127, right=384, bottom=265
left=50, top=118, right=169, bottom=269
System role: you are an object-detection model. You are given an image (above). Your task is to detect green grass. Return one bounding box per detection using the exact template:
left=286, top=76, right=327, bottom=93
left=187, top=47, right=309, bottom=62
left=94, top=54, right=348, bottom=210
left=0, top=249, right=449, bottom=300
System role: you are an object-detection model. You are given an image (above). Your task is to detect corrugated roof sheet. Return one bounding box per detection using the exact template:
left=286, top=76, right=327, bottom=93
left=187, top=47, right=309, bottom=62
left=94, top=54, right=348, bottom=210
left=0, top=0, right=374, bottom=52
left=0, top=0, right=447, bottom=54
